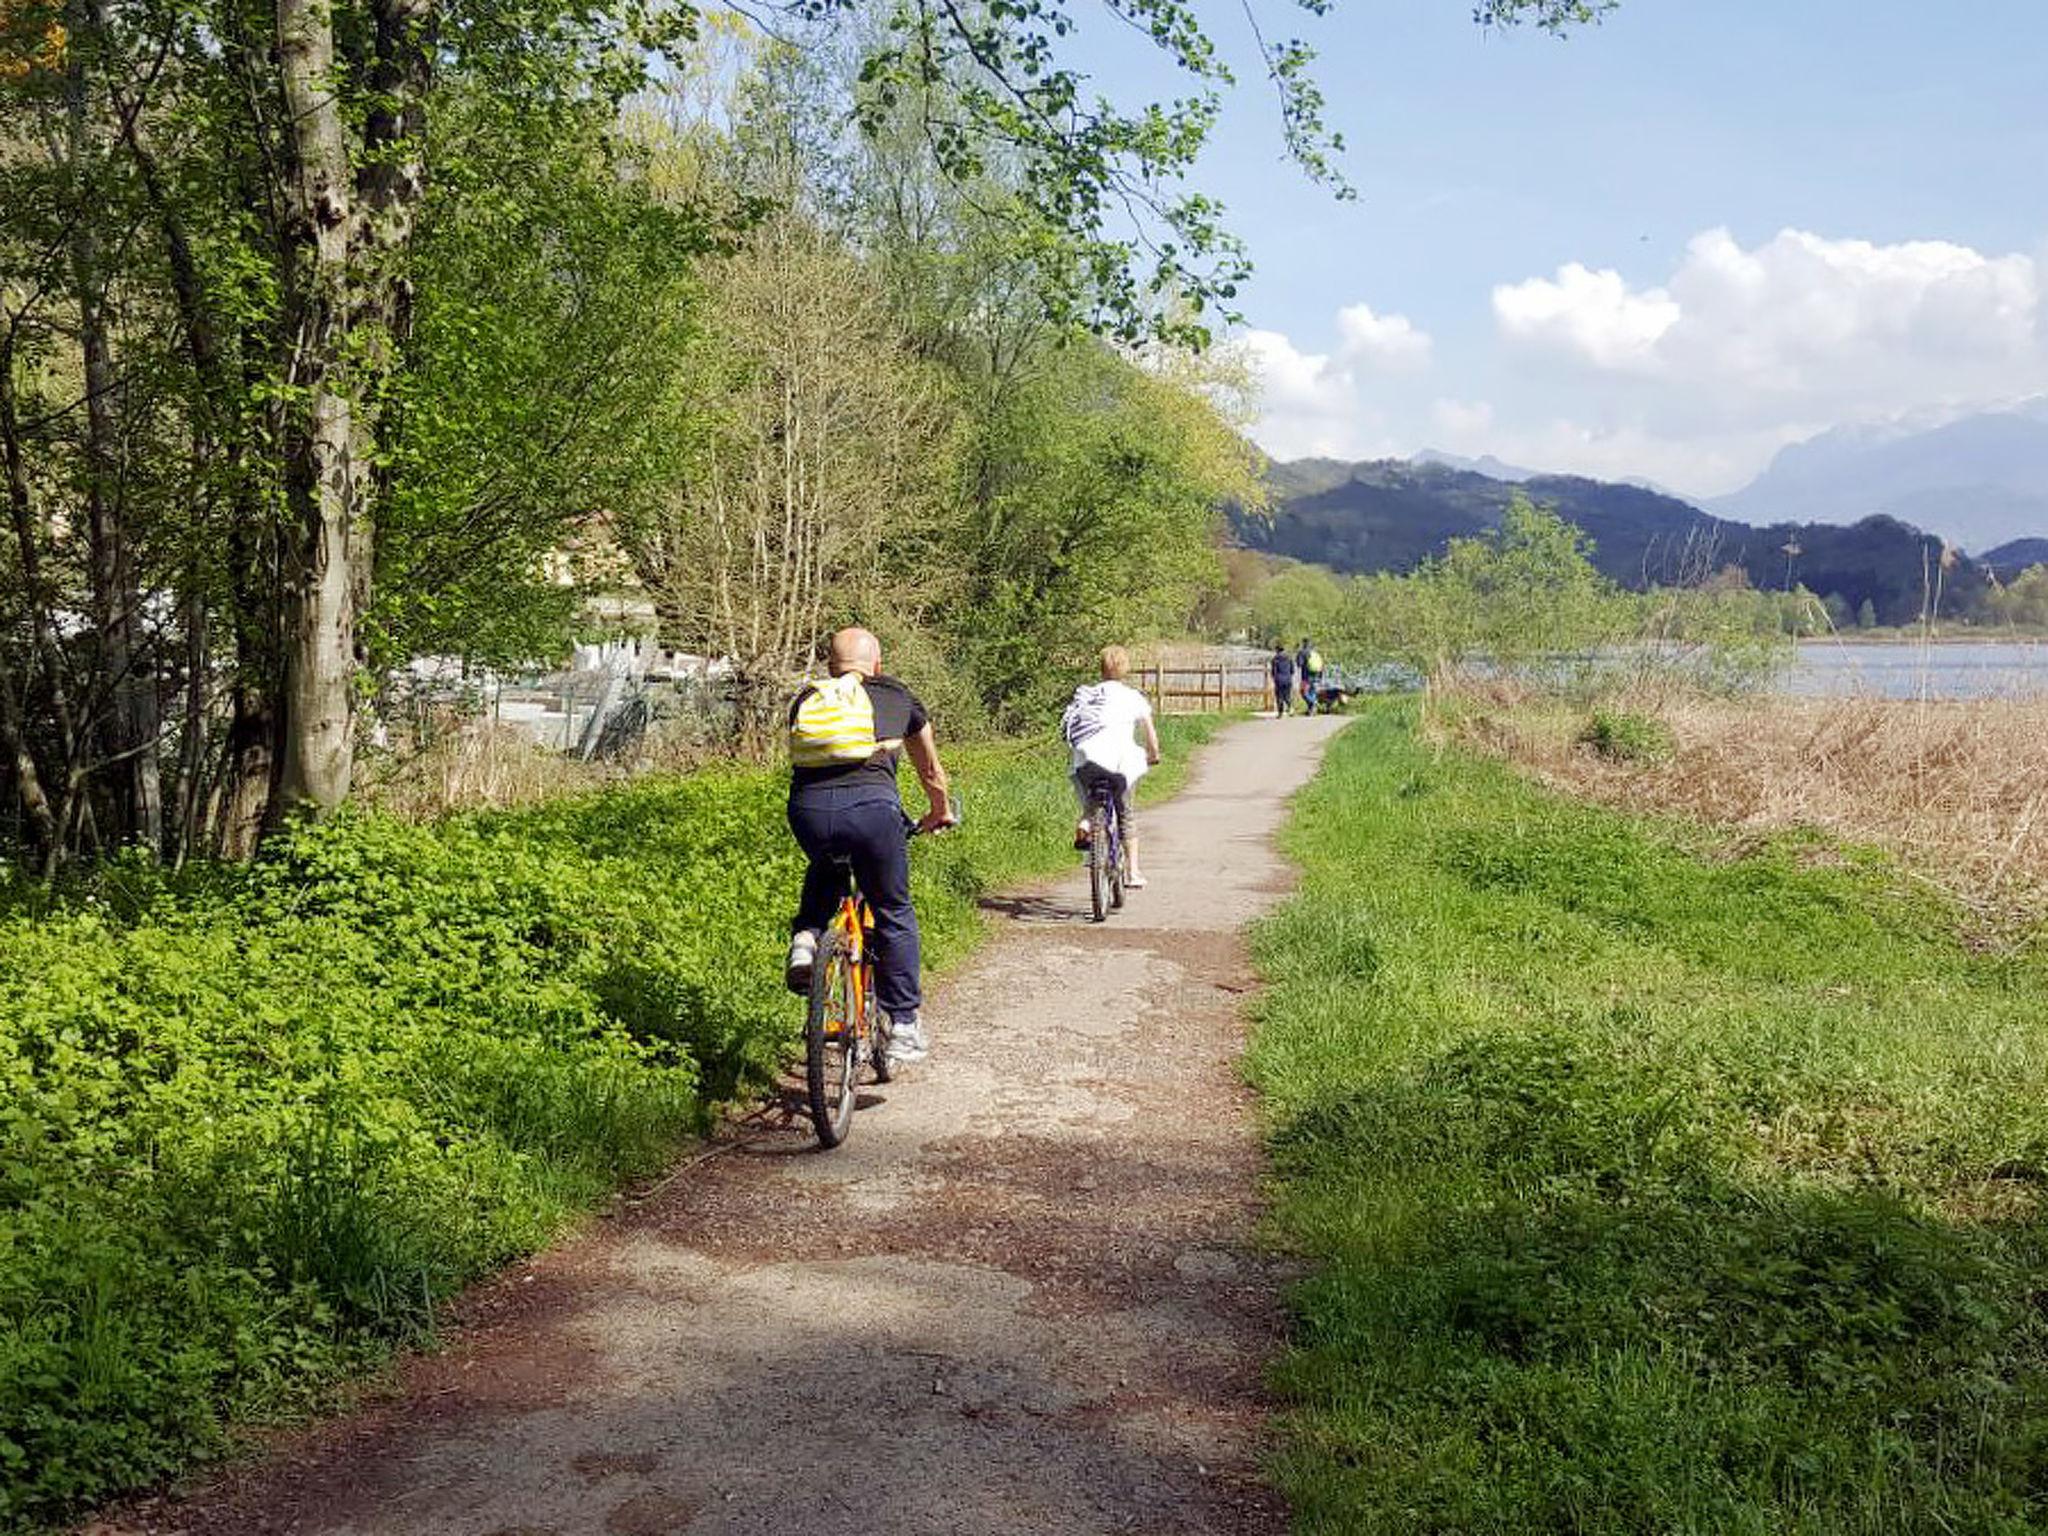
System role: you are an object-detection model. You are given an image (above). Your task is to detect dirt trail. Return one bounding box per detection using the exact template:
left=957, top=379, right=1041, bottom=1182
left=123, top=716, right=1350, bottom=1536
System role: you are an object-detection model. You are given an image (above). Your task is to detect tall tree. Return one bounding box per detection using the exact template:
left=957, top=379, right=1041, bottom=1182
left=0, top=0, right=698, bottom=861
left=619, top=211, right=958, bottom=747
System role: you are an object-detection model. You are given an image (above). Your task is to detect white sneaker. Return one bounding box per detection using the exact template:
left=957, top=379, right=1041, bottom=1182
left=785, top=930, right=817, bottom=994
left=884, top=1010, right=930, bottom=1067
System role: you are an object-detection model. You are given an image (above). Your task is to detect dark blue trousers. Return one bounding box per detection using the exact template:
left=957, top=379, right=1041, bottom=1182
left=788, top=788, right=922, bottom=1016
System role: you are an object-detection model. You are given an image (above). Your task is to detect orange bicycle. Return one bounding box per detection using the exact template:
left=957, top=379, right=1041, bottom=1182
left=803, top=813, right=951, bottom=1148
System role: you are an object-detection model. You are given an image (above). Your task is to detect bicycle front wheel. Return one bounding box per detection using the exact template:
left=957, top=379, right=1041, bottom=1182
left=805, top=926, right=861, bottom=1147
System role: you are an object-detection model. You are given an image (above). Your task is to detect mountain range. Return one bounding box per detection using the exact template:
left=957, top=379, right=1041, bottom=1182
left=1242, top=459, right=1991, bottom=626
left=1244, top=406, right=2048, bottom=625
left=1710, top=403, right=2048, bottom=551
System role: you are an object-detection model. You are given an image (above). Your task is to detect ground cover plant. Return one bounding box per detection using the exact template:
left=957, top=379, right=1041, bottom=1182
left=0, top=717, right=1217, bottom=1532
left=1250, top=702, right=2048, bottom=1533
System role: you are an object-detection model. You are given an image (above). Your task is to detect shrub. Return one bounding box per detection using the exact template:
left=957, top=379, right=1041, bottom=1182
left=1579, top=709, right=1675, bottom=764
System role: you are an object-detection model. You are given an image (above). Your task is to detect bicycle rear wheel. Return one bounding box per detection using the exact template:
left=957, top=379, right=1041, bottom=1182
left=1088, top=799, right=1110, bottom=922
left=870, top=971, right=894, bottom=1085
left=805, top=926, right=861, bottom=1147
left=1108, top=804, right=1126, bottom=911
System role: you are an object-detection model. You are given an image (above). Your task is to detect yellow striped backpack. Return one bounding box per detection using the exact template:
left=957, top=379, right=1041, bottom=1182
left=789, top=672, right=880, bottom=768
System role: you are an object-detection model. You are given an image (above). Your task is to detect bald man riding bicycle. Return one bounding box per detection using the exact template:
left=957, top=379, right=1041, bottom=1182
left=783, top=627, right=955, bottom=1068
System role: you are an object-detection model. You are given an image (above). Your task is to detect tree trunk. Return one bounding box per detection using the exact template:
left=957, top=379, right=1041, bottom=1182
left=113, top=72, right=273, bottom=855
left=730, top=660, right=785, bottom=759
left=275, top=387, right=357, bottom=819
left=273, top=0, right=363, bottom=819
left=217, top=687, right=275, bottom=857
left=71, top=207, right=165, bottom=849
left=0, top=666, right=58, bottom=859
left=269, top=0, right=432, bottom=824
left=0, top=327, right=80, bottom=857
left=172, top=579, right=210, bottom=864
left=67, top=0, right=163, bottom=849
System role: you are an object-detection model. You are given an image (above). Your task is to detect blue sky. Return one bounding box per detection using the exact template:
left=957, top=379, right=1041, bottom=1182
left=1099, top=0, right=2048, bottom=495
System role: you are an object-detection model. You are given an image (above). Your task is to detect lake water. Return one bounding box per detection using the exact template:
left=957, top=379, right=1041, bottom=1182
left=1785, top=641, right=2048, bottom=700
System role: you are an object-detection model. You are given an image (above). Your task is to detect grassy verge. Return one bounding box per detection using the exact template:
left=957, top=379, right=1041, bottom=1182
left=1249, top=700, right=2048, bottom=1533
left=0, top=716, right=1220, bottom=1532
left=1435, top=687, right=2048, bottom=921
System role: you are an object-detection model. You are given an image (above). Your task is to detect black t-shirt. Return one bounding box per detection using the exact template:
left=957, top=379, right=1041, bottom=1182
left=1270, top=652, right=1295, bottom=685
left=788, top=673, right=929, bottom=799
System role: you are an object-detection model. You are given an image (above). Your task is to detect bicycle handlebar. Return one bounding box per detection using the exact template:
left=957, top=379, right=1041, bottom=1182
left=906, top=794, right=963, bottom=837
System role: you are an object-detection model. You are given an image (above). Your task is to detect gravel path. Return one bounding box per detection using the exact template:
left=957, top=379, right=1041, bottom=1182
left=112, top=715, right=1350, bottom=1536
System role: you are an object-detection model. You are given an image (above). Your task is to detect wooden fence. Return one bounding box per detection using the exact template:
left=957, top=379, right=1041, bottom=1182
left=1132, top=664, right=1273, bottom=715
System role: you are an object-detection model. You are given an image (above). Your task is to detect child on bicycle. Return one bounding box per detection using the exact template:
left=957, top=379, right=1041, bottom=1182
left=1061, top=646, right=1162, bottom=889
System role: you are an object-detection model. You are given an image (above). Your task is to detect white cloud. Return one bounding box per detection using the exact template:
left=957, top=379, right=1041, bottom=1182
left=1234, top=303, right=1434, bottom=460
left=1493, top=263, right=1679, bottom=372
left=1335, top=303, right=1434, bottom=369
left=1422, top=409, right=1813, bottom=499
left=1494, top=229, right=2046, bottom=429
left=1242, top=229, right=2048, bottom=499
left=1430, top=398, right=1494, bottom=438
left=1232, top=331, right=1362, bottom=460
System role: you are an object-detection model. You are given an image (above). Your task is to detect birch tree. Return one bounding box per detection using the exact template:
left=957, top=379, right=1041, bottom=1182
left=620, top=215, right=958, bottom=748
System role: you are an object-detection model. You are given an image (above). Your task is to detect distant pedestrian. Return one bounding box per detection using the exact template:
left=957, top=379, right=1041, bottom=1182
left=1297, top=638, right=1326, bottom=715
left=1270, top=643, right=1296, bottom=717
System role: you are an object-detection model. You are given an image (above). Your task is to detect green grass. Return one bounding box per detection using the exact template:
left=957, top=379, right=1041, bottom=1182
left=1249, top=701, right=2048, bottom=1534
left=0, top=715, right=1219, bottom=1532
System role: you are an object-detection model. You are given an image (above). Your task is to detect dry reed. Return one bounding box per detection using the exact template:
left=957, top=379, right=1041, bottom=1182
left=1440, top=684, right=2048, bottom=921
left=356, top=720, right=720, bottom=820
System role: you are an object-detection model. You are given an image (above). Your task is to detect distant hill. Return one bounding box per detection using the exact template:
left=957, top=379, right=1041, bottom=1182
left=1712, top=407, right=2048, bottom=551
left=1244, top=460, right=1740, bottom=584
left=1265, top=458, right=1369, bottom=501
left=1242, top=457, right=1991, bottom=626
left=1979, top=538, right=2048, bottom=580
left=1412, top=448, right=1540, bottom=483
left=1411, top=449, right=1676, bottom=498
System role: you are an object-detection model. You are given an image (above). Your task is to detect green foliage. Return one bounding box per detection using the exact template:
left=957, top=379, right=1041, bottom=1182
left=369, top=92, right=713, bottom=671
left=3, top=0, right=1620, bottom=859
left=824, top=45, right=1269, bottom=725
left=945, top=341, right=1258, bottom=725
left=1295, top=496, right=1796, bottom=695
left=1243, top=561, right=1348, bottom=648
left=0, top=716, right=1217, bottom=1529
left=606, top=40, right=1259, bottom=740
left=0, top=791, right=748, bottom=1528
left=1635, top=578, right=1809, bottom=685
left=0, top=0, right=733, bottom=857
left=1579, top=709, right=1674, bottom=764
left=1338, top=495, right=1633, bottom=683
left=1985, top=565, right=2048, bottom=632
left=1252, top=704, right=2048, bottom=1532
